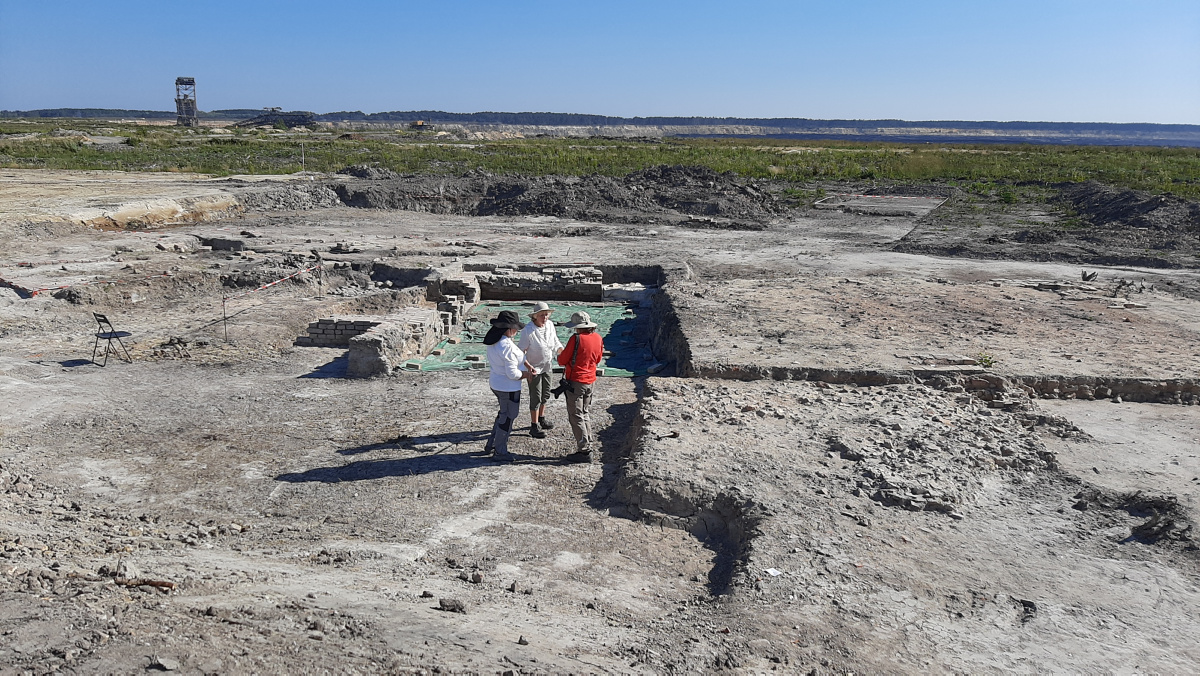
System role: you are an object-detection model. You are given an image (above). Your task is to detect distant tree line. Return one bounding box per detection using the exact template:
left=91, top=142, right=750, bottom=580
left=2, top=108, right=1198, bottom=136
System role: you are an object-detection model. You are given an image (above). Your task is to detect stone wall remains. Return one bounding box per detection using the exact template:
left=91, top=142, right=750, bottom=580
left=347, top=308, right=445, bottom=378
left=476, top=266, right=603, bottom=301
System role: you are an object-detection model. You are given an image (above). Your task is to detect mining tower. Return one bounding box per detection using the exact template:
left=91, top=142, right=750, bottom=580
left=175, top=77, right=198, bottom=127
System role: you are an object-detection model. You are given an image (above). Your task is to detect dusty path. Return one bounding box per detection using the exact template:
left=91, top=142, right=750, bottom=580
left=1, top=356, right=715, bottom=673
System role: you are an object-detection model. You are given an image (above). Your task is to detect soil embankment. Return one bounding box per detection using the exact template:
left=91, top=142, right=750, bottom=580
left=895, top=181, right=1200, bottom=274
left=332, top=164, right=790, bottom=229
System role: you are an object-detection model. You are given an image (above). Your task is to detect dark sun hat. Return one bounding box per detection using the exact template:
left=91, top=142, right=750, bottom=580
left=490, top=310, right=525, bottom=330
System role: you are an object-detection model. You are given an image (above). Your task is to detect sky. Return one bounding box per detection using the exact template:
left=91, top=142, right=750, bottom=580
left=1, top=0, right=1197, bottom=124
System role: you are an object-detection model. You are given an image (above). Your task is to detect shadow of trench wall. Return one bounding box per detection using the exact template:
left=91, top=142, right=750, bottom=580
left=586, top=376, right=762, bottom=596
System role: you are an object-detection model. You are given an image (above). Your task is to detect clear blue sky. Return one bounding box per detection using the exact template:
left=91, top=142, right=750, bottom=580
left=2, top=0, right=1197, bottom=123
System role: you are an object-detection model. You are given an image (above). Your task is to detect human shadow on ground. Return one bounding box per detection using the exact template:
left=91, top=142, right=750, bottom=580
left=300, top=353, right=348, bottom=378
left=336, top=429, right=491, bottom=456
left=276, top=431, right=569, bottom=483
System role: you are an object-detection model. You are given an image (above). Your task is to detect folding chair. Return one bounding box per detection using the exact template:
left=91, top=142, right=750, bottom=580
left=91, top=312, right=132, bottom=366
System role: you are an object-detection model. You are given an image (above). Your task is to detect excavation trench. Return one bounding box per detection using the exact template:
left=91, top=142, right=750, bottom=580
left=608, top=405, right=764, bottom=595
left=644, top=282, right=1200, bottom=405
left=296, top=263, right=672, bottom=378
left=594, top=282, right=1200, bottom=598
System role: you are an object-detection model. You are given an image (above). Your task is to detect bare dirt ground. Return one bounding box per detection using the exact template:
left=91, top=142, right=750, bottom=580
left=1, top=169, right=1198, bottom=674
left=668, top=272, right=1200, bottom=380
left=0, top=170, right=336, bottom=232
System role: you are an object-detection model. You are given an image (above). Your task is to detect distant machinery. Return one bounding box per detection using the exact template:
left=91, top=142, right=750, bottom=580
left=232, top=107, right=316, bottom=129
left=174, top=77, right=198, bottom=127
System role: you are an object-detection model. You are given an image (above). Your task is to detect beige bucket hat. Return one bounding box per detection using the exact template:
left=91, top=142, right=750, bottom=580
left=566, top=311, right=598, bottom=329
left=528, top=301, right=552, bottom=317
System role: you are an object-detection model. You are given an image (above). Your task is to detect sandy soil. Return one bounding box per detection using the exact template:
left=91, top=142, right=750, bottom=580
left=1040, top=400, right=1200, bottom=522
left=670, top=272, right=1200, bottom=380
left=1, top=169, right=1197, bottom=673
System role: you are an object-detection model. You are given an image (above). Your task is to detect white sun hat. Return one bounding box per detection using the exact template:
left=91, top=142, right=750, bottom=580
left=566, top=311, right=598, bottom=329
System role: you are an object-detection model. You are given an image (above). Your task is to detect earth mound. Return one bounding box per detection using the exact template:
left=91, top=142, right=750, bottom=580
left=1059, top=181, right=1200, bottom=232
left=331, top=165, right=789, bottom=229
left=893, top=181, right=1200, bottom=278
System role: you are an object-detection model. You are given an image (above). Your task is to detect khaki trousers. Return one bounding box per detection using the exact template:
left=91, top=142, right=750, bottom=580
left=564, top=380, right=595, bottom=451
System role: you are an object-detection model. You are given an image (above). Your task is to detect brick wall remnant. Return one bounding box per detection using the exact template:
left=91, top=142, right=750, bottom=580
left=295, top=316, right=389, bottom=348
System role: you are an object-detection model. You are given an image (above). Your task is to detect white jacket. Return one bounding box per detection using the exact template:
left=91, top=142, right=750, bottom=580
left=486, top=336, right=527, bottom=392
left=517, top=320, right=564, bottom=373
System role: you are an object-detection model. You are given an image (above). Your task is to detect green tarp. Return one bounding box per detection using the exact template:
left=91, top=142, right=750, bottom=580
left=405, top=301, right=654, bottom=377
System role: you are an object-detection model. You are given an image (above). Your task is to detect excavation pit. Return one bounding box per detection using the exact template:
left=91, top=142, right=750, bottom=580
left=405, top=300, right=662, bottom=376
left=296, top=261, right=667, bottom=377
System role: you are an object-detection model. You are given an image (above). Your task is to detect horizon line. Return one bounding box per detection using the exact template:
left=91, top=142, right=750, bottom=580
left=1, top=108, right=1198, bottom=128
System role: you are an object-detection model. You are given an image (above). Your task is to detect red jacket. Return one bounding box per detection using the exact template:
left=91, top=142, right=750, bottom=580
left=558, top=332, right=603, bottom=384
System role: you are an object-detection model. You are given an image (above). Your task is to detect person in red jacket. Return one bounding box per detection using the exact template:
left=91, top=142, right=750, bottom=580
left=557, top=311, right=603, bottom=462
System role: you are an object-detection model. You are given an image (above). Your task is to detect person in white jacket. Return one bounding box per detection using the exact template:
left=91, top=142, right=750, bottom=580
left=483, top=310, right=534, bottom=462
left=516, top=302, right=564, bottom=438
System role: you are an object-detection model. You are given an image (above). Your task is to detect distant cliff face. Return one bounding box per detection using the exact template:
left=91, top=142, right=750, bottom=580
left=3, top=109, right=1198, bottom=146
left=400, top=122, right=1200, bottom=147
left=310, top=111, right=1200, bottom=146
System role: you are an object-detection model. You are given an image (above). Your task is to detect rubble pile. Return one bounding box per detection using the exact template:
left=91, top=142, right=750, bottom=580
left=895, top=181, right=1200, bottom=276
left=825, top=388, right=1054, bottom=515
left=621, top=380, right=1061, bottom=537
left=232, top=183, right=342, bottom=212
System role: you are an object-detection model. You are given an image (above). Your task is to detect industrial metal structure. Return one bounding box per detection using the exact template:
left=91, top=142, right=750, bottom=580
left=174, top=77, right=198, bottom=127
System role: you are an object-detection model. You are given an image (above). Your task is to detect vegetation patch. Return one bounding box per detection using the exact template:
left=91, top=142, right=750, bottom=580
left=0, top=119, right=1197, bottom=199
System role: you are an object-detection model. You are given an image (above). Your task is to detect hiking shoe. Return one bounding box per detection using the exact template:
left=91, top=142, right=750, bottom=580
left=564, top=451, right=592, bottom=464
left=537, top=418, right=554, bottom=430
left=492, top=452, right=516, bottom=463
left=530, top=425, right=547, bottom=439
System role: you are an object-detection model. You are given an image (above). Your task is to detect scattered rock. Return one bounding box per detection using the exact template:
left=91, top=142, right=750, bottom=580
left=148, top=655, right=180, bottom=671
left=438, top=598, right=466, bottom=614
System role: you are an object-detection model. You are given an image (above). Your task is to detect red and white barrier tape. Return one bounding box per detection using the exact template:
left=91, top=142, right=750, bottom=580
left=222, top=264, right=322, bottom=302
left=29, top=272, right=172, bottom=297
left=0, top=275, right=36, bottom=296
left=829, top=194, right=939, bottom=200
left=14, top=258, right=105, bottom=268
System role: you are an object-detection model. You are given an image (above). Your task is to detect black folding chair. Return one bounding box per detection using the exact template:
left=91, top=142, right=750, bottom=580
left=91, top=312, right=132, bottom=366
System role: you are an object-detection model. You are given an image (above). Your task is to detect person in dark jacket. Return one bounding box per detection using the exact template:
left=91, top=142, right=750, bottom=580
left=557, top=311, right=603, bottom=462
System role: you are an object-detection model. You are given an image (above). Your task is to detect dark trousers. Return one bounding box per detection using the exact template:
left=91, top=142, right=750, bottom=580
left=487, top=389, right=521, bottom=456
